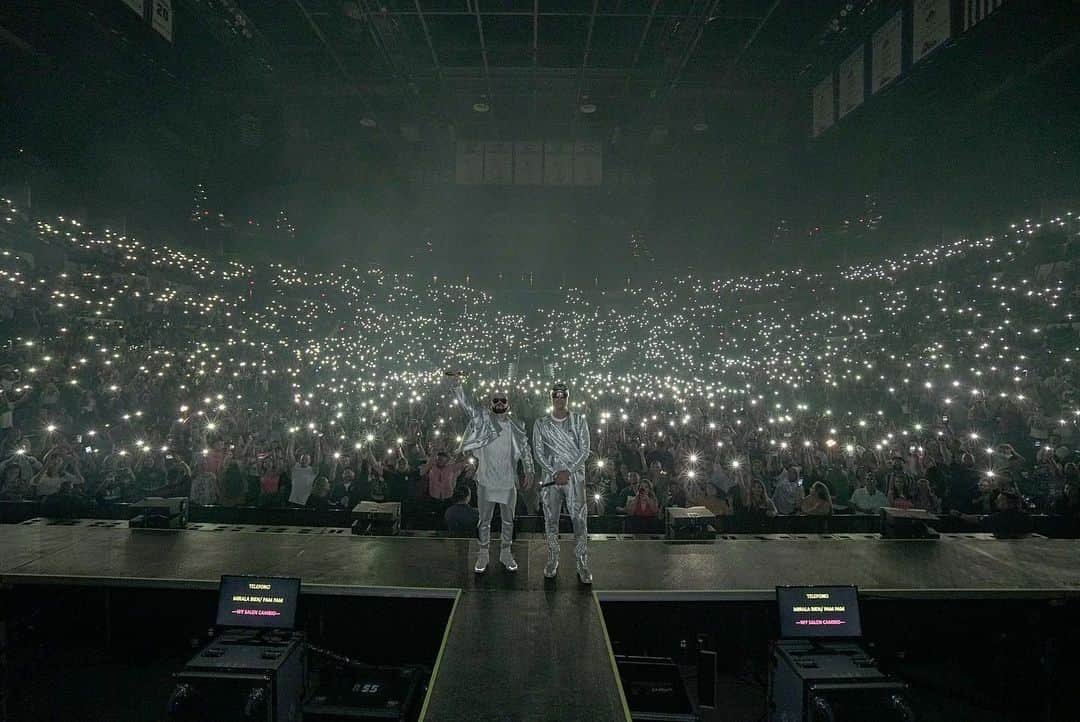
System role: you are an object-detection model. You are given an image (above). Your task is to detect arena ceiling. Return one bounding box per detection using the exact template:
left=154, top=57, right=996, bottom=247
left=229, top=0, right=848, bottom=142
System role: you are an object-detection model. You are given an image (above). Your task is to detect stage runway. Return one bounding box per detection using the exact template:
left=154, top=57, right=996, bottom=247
left=2, top=522, right=1079, bottom=720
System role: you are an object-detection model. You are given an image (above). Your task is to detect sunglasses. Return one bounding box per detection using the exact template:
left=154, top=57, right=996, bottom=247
left=491, top=398, right=509, bottom=405
left=551, top=391, right=568, bottom=399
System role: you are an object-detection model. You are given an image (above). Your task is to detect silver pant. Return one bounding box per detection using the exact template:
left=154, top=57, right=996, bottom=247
left=477, top=485, right=516, bottom=552
left=541, top=479, right=588, bottom=563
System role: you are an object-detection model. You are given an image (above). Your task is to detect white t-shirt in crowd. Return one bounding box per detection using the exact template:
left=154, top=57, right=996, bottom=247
left=851, top=488, right=887, bottom=513
left=289, top=463, right=316, bottom=505
left=35, top=471, right=77, bottom=498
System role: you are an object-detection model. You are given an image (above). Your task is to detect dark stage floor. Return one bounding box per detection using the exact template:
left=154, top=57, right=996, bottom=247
left=2, top=523, right=1079, bottom=720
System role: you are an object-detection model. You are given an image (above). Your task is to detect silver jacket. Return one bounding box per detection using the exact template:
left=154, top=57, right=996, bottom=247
left=452, top=384, right=535, bottom=475
left=532, top=412, right=590, bottom=484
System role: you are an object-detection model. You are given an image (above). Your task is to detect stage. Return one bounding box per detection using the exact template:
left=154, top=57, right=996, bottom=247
left=2, top=522, right=1080, bottom=720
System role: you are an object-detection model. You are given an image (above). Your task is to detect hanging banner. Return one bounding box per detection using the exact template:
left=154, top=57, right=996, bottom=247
left=455, top=141, right=483, bottom=184
left=120, top=0, right=145, bottom=18
left=811, top=75, right=834, bottom=138
left=513, top=141, right=543, bottom=185
left=573, top=141, right=602, bottom=186
left=871, top=11, right=902, bottom=94
left=483, top=141, right=513, bottom=184
left=151, top=0, right=173, bottom=42
left=543, top=141, right=574, bottom=186
left=912, top=0, right=950, bottom=64
left=837, top=46, right=864, bottom=119
left=963, top=0, right=1005, bottom=31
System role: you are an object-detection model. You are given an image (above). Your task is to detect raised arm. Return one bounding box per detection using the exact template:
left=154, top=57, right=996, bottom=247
left=447, top=372, right=482, bottom=423
left=365, top=445, right=383, bottom=475
left=286, top=433, right=297, bottom=465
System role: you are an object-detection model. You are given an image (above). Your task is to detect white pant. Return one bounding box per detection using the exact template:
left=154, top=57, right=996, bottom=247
left=477, top=485, right=516, bottom=551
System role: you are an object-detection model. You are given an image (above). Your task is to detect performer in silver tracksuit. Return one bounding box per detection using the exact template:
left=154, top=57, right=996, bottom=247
left=448, top=372, right=534, bottom=574
left=532, top=382, right=592, bottom=584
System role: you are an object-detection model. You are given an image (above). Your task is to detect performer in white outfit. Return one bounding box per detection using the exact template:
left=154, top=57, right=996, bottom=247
left=447, top=371, right=534, bottom=573
left=532, top=382, right=592, bottom=584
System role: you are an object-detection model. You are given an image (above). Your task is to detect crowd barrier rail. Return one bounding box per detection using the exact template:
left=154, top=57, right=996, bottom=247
left=2, top=499, right=1077, bottom=537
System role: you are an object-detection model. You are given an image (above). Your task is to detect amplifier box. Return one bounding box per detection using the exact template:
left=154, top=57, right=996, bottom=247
left=130, top=496, right=188, bottom=529
left=768, top=641, right=912, bottom=722
left=615, top=655, right=698, bottom=722
left=303, top=663, right=427, bottom=721
left=352, top=502, right=401, bottom=536
left=880, top=507, right=940, bottom=539
left=666, top=506, right=716, bottom=540
left=169, top=633, right=305, bottom=721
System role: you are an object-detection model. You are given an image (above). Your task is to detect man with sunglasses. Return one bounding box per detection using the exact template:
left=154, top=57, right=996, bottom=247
left=532, top=382, right=592, bottom=583
left=446, top=370, right=534, bottom=574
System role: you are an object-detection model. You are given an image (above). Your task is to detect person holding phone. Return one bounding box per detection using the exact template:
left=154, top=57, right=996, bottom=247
left=30, top=452, right=84, bottom=499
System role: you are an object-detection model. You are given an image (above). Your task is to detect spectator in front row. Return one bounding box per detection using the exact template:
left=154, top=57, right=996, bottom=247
left=708, top=459, right=736, bottom=495
left=851, top=477, right=887, bottom=514
left=801, top=481, right=833, bottom=516
left=772, top=467, right=804, bottom=515
left=331, top=467, right=363, bottom=509
left=621, top=478, right=660, bottom=519
left=306, top=476, right=332, bottom=511
left=736, top=479, right=778, bottom=532
left=257, top=455, right=283, bottom=507
left=887, top=476, right=914, bottom=510
left=0, top=455, right=37, bottom=499
left=189, top=471, right=219, bottom=506
left=384, top=456, right=418, bottom=504
left=31, top=453, right=84, bottom=499
left=825, top=465, right=851, bottom=505
left=1051, top=479, right=1080, bottom=520
left=421, top=450, right=463, bottom=504
left=701, top=484, right=733, bottom=517
left=952, top=489, right=1034, bottom=538
left=445, top=485, right=479, bottom=537
left=911, top=478, right=941, bottom=513
left=41, top=479, right=91, bottom=517
left=288, top=453, right=316, bottom=507
left=945, top=452, right=980, bottom=513
left=604, top=471, right=632, bottom=515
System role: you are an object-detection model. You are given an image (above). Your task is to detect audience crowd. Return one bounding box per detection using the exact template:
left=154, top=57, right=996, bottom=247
left=1, top=197, right=1078, bottom=537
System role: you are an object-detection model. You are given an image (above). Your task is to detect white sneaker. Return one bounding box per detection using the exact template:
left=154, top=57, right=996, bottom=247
left=499, top=548, right=518, bottom=572
left=544, top=552, right=559, bottom=579
left=474, top=548, right=489, bottom=574
left=576, top=559, right=593, bottom=585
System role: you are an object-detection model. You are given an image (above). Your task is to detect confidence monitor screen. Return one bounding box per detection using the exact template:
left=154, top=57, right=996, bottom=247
left=216, top=575, right=300, bottom=629
left=776, top=585, right=862, bottom=639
